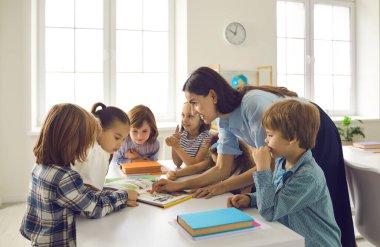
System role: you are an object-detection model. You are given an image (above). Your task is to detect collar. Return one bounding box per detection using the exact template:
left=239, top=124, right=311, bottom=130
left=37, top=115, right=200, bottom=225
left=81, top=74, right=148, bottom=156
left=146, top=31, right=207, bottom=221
left=277, top=150, right=313, bottom=183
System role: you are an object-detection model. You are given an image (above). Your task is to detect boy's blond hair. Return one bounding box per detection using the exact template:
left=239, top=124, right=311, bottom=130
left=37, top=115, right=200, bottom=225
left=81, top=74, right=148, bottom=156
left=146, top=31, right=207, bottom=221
left=34, top=103, right=101, bottom=166
left=262, top=99, right=320, bottom=149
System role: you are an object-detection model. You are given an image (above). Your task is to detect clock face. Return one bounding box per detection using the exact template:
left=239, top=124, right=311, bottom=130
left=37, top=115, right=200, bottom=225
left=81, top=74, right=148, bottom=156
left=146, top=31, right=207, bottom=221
left=225, top=22, right=246, bottom=45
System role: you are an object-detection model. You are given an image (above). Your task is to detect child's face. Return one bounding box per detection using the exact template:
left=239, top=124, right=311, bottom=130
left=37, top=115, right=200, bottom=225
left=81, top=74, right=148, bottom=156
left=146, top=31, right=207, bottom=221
left=98, top=121, right=130, bottom=154
left=181, top=103, right=202, bottom=133
left=130, top=121, right=151, bottom=145
left=264, top=129, right=291, bottom=158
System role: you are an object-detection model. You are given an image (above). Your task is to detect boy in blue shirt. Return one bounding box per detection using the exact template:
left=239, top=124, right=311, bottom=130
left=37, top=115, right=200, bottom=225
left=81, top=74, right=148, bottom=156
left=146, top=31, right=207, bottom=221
left=227, top=98, right=341, bottom=247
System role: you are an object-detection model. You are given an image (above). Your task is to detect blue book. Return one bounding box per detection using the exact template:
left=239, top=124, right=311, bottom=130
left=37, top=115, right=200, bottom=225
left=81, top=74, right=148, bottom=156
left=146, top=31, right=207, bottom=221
left=177, top=207, right=259, bottom=237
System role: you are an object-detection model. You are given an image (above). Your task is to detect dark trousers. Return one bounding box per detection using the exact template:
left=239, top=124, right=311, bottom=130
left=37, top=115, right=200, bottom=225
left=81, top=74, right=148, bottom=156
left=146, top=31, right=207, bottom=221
left=312, top=104, right=356, bottom=247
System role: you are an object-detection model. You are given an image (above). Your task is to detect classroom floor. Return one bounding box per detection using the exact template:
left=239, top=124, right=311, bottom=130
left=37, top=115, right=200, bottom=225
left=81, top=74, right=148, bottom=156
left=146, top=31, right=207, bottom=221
left=0, top=202, right=376, bottom=247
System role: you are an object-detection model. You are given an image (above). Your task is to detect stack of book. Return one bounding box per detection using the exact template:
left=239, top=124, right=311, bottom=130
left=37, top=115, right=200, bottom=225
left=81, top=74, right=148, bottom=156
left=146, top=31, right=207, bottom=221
left=177, top=207, right=260, bottom=238
left=120, top=161, right=162, bottom=175
left=353, top=141, right=380, bottom=149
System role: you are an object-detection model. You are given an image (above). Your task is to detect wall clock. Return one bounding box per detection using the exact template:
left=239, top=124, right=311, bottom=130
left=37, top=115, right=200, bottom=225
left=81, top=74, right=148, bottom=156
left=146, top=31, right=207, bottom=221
left=225, top=22, right=246, bottom=45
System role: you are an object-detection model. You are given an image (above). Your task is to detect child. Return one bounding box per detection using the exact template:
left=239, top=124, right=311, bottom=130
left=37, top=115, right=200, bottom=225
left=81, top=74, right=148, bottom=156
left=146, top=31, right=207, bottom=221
left=20, top=103, right=138, bottom=246
left=71, top=102, right=130, bottom=191
left=166, top=102, right=211, bottom=167
left=112, top=104, right=160, bottom=164
left=167, top=134, right=255, bottom=194
left=227, top=99, right=341, bottom=247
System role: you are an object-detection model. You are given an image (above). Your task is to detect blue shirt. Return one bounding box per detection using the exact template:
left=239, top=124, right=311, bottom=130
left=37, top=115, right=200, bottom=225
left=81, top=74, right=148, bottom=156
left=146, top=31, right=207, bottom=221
left=112, top=136, right=160, bottom=164
left=247, top=150, right=342, bottom=247
left=217, top=90, right=282, bottom=155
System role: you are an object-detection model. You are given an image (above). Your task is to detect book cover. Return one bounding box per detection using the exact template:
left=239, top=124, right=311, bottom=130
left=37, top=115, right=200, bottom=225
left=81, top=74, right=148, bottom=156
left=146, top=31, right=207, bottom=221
left=105, top=176, right=191, bottom=208
left=177, top=207, right=260, bottom=237
left=353, top=141, right=380, bottom=149
left=120, top=161, right=163, bottom=175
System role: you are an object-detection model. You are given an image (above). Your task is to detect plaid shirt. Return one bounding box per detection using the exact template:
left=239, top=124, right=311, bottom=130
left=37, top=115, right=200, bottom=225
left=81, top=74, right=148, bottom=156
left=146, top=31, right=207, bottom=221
left=20, top=164, right=129, bottom=246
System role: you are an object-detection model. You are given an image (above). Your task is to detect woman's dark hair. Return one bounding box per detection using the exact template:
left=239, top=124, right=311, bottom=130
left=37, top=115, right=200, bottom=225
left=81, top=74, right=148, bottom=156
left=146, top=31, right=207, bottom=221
left=91, top=102, right=130, bottom=130
left=182, top=67, right=243, bottom=114
left=183, top=67, right=298, bottom=114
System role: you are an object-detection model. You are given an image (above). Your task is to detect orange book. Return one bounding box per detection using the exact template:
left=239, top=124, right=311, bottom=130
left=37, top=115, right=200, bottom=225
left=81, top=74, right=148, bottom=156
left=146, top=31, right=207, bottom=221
left=120, top=161, right=163, bottom=175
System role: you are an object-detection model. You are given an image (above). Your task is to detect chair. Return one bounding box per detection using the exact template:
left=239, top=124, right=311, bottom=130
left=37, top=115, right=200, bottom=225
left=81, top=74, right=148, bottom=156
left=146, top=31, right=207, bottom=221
left=345, top=161, right=380, bottom=246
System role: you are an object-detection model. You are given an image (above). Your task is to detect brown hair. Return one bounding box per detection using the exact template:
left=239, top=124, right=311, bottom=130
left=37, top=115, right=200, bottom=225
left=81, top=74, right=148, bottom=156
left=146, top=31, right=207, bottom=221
left=91, top=102, right=130, bottom=130
left=128, top=105, right=158, bottom=143
left=209, top=135, right=255, bottom=173
left=183, top=67, right=297, bottom=114
left=262, top=99, right=320, bottom=149
left=34, top=103, right=101, bottom=166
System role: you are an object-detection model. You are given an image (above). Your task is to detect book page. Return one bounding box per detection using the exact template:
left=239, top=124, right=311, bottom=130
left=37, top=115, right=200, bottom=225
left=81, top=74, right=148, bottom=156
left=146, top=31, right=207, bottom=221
left=105, top=176, right=191, bottom=208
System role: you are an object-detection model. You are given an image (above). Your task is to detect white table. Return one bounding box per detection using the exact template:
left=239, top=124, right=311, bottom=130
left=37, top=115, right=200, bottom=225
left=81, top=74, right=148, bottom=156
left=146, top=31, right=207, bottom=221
left=342, top=146, right=380, bottom=173
left=77, top=161, right=304, bottom=247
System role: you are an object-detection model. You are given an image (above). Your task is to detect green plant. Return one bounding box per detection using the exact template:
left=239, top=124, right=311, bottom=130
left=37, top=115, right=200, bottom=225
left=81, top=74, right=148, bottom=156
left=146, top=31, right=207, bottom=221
left=336, top=116, right=365, bottom=142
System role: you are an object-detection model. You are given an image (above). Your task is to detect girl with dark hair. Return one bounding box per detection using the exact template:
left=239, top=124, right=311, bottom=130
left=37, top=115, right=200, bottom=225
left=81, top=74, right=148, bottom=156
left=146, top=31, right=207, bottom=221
left=72, top=102, right=131, bottom=190
left=153, top=66, right=355, bottom=247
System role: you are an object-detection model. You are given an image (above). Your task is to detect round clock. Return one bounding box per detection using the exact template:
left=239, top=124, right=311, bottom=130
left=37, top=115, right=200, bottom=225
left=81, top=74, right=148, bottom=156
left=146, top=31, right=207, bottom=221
left=225, top=22, right=246, bottom=45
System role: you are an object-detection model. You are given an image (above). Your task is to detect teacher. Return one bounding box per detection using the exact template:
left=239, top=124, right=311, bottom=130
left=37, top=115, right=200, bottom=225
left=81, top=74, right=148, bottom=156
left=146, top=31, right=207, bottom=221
left=153, top=67, right=355, bottom=247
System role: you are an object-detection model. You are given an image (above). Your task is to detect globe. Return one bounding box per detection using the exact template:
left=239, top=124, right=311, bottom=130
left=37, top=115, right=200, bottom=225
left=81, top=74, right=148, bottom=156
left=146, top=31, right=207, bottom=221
left=231, top=74, right=248, bottom=88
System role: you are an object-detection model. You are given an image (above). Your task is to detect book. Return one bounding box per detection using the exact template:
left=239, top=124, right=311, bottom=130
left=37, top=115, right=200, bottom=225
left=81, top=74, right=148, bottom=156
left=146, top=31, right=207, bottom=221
left=104, top=176, right=192, bottom=208
left=177, top=207, right=260, bottom=237
left=120, top=161, right=163, bottom=175
left=353, top=141, right=380, bottom=149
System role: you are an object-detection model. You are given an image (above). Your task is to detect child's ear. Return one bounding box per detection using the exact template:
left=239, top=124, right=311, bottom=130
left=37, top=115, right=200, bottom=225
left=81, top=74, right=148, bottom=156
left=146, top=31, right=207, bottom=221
left=289, top=138, right=299, bottom=145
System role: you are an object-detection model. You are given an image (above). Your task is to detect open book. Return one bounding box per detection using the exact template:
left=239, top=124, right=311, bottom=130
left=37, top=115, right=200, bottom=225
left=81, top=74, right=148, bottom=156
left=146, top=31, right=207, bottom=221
left=104, top=176, right=191, bottom=208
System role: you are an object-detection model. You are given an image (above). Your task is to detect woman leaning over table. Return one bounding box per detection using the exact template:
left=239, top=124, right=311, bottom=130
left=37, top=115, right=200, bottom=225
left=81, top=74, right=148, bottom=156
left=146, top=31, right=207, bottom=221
left=153, top=66, right=355, bottom=247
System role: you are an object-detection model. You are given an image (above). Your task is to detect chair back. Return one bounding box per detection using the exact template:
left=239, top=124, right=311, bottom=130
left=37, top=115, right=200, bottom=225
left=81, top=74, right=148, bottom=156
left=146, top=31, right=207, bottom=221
left=345, top=161, right=380, bottom=246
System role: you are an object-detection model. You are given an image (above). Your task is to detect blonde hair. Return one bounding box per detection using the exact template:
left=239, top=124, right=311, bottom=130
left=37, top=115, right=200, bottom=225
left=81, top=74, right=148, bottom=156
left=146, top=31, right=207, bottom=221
left=128, top=105, right=158, bottom=143
left=262, top=99, right=320, bottom=149
left=34, top=103, right=101, bottom=166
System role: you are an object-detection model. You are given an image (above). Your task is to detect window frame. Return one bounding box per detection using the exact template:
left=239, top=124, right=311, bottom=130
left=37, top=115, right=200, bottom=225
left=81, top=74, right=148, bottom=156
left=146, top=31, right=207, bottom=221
left=277, top=0, right=356, bottom=116
left=35, top=0, right=175, bottom=127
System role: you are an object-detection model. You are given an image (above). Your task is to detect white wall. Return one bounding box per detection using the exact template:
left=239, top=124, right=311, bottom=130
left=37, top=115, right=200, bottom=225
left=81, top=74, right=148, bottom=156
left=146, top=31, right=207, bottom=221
left=0, top=0, right=379, bottom=204
left=356, top=0, right=380, bottom=117
left=186, top=0, right=276, bottom=74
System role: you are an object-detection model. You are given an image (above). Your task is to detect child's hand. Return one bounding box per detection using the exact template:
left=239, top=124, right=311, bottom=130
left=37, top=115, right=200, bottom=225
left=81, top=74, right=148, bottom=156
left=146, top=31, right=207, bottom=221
left=166, top=170, right=177, bottom=180
left=126, top=189, right=139, bottom=201
left=165, top=134, right=181, bottom=148
left=250, top=146, right=272, bottom=171
left=124, top=149, right=139, bottom=160
left=227, top=194, right=251, bottom=209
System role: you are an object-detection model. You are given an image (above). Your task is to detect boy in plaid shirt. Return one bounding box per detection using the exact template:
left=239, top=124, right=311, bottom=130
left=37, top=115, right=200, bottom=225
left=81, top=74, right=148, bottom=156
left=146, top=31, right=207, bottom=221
left=20, top=103, right=139, bottom=246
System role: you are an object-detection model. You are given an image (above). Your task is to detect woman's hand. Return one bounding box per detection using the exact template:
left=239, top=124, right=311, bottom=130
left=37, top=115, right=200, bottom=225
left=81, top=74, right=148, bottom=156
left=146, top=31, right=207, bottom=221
left=166, top=171, right=177, bottom=180
left=191, top=182, right=226, bottom=199
left=152, top=179, right=181, bottom=193
left=226, top=194, right=250, bottom=209
left=125, top=189, right=139, bottom=207
left=250, top=146, right=272, bottom=171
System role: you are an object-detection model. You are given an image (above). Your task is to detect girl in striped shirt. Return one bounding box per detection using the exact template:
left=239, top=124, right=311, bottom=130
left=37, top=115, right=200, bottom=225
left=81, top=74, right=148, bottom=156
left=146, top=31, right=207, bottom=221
left=166, top=102, right=211, bottom=167
left=113, top=105, right=160, bottom=164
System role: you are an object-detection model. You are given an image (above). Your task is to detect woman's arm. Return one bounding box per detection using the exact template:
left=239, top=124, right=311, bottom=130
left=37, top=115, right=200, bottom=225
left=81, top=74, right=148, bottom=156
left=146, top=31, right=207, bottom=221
left=192, top=167, right=256, bottom=198
left=152, top=154, right=235, bottom=192
left=175, top=159, right=210, bottom=178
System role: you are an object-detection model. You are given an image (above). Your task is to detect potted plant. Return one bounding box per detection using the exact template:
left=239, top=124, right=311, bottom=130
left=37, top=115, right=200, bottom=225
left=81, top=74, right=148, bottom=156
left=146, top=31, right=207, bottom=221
left=336, top=116, right=365, bottom=144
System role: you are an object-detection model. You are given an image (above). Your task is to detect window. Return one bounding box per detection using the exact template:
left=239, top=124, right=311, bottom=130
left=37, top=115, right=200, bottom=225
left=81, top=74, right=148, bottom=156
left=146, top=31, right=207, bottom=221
left=277, top=0, right=354, bottom=116
left=36, top=0, right=174, bottom=127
